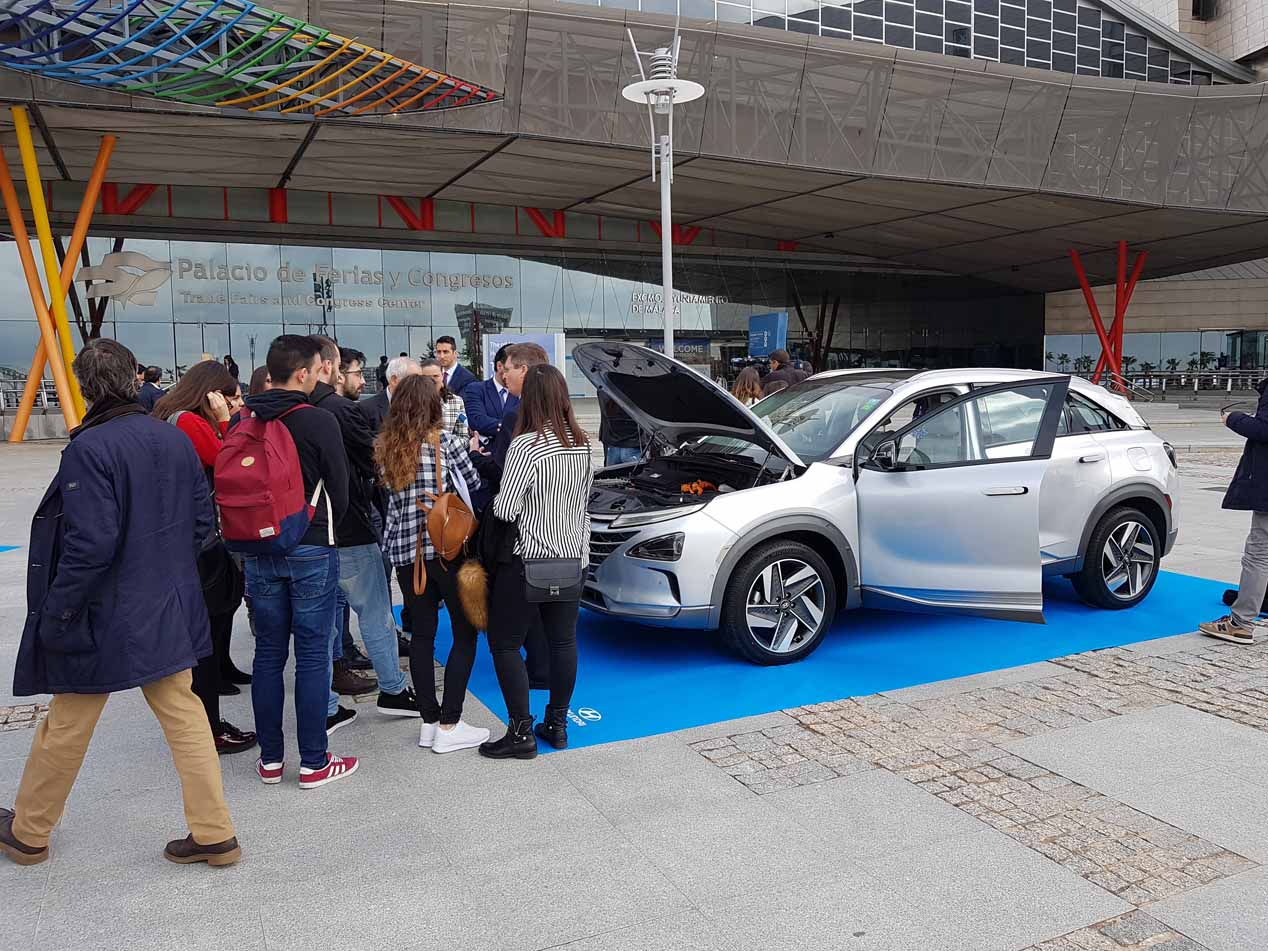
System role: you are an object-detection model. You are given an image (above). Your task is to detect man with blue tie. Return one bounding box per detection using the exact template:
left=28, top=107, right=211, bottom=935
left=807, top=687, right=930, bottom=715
left=464, top=343, right=519, bottom=441
left=434, top=336, right=476, bottom=398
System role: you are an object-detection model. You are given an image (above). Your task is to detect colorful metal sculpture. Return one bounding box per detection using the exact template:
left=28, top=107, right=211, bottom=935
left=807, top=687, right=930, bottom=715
left=0, top=0, right=499, bottom=116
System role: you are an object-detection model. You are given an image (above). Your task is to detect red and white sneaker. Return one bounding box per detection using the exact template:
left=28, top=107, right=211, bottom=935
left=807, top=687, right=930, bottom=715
left=256, top=759, right=284, bottom=785
left=298, top=753, right=359, bottom=790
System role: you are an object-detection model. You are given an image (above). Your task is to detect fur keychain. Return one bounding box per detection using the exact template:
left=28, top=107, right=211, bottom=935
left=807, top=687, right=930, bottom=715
left=457, top=560, right=490, bottom=631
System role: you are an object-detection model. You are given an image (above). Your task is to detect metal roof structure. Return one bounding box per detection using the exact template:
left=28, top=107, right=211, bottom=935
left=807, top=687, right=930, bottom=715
left=0, top=0, right=1266, bottom=294
left=0, top=0, right=499, bottom=115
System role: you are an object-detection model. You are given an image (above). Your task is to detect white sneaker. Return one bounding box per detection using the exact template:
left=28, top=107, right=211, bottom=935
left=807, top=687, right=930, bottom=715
left=432, top=720, right=490, bottom=754
left=418, top=721, right=438, bottom=749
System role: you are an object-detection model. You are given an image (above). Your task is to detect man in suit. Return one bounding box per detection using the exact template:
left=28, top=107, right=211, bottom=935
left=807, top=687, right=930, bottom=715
left=434, top=335, right=476, bottom=398
left=464, top=343, right=519, bottom=442
left=137, top=366, right=165, bottom=412
left=360, top=355, right=421, bottom=434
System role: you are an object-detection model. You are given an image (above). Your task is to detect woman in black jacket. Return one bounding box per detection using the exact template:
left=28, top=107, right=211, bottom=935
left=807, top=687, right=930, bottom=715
left=479, top=364, right=594, bottom=760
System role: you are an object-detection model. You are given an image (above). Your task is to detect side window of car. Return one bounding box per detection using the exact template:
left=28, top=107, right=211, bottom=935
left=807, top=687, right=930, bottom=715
left=974, top=389, right=1049, bottom=458
left=892, top=383, right=1056, bottom=467
left=1064, top=393, right=1125, bottom=434
left=859, top=391, right=958, bottom=455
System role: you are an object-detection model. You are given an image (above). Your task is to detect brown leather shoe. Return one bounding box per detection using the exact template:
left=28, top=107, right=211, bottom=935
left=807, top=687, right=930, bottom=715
left=0, top=808, right=49, bottom=866
left=332, top=660, right=377, bottom=696
left=163, top=834, right=241, bottom=867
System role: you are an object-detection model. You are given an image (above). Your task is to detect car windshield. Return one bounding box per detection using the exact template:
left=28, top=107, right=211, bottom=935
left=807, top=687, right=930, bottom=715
left=689, top=381, right=892, bottom=463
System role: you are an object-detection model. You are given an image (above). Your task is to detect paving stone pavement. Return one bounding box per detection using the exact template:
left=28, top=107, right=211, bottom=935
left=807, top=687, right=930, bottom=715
left=1025, top=910, right=1209, bottom=951
left=690, top=637, right=1268, bottom=913
left=0, top=703, right=47, bottom=732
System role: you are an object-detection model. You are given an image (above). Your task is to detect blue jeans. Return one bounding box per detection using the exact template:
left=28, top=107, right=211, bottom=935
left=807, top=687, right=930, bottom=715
left=605, top=445, right=640, bottom=466
left=328, top=544, right=408, bottom=715
left=246, top=545, right=339, bottom=770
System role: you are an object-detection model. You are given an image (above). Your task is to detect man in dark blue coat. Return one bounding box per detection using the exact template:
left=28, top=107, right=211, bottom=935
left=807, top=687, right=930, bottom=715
left=1202, top=379, right=1268, bottom=646
left=464, top=343, right=519, bottom=442
left=2, top=339, right=239, bottom=869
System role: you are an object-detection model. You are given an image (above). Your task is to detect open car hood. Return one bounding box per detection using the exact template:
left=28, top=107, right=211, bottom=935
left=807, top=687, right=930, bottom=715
left=572, top=342, right=804, bottom=467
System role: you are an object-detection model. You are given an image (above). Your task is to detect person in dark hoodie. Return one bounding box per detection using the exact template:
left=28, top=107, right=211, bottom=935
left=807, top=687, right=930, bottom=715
left=309, top=336, right=417, bottom=721
left=1201, top=378, right=1268, bottom=645
left=239, top=335, right=357, bottom=791
left=3, top=338, right=238, bottom=868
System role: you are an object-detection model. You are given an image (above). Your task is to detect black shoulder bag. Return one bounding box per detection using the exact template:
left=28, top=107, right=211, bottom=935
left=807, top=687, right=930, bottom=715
left=522, top=558, right=584, bottom=603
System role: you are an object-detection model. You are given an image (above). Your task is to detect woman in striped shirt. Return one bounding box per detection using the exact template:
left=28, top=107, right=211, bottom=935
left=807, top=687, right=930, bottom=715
left=479, top=362, right=593, bottom=760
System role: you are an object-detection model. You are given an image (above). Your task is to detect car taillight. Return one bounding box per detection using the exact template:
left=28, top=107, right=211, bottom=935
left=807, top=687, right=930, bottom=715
left=1165, top=494, right=1172, bottom=511
left=629, top=533, right=684, bottom=562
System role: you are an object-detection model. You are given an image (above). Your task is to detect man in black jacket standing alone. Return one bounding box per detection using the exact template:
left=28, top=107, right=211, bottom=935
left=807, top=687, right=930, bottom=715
left=309, top=337, right=418, bottom=721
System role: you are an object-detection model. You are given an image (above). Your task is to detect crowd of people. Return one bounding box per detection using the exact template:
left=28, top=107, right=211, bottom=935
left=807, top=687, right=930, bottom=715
left=1, top=333, right=593, bottom=869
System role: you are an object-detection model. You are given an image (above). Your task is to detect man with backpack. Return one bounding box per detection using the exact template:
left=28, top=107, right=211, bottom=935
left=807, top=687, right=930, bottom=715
left=220, top=335, right=357, bottom=790
left=309, top=336, right=419, bottom=721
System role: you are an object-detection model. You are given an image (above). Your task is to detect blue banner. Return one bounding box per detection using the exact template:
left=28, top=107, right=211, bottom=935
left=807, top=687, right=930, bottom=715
left=748, top=312, right=788, bottom=357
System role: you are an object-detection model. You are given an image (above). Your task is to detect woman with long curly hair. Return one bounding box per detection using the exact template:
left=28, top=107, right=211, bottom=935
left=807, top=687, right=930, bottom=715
left=376, top=374, right=488, bottom=753
left=152, top=360, right=256, bottom=756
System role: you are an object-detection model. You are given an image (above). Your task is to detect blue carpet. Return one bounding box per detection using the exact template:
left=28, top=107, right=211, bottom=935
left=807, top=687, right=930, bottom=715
left=405, top=571, right=1229, bottom=751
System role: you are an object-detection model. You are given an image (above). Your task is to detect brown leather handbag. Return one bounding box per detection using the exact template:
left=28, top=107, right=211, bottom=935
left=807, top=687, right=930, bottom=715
left=413, top=433, right=478, bottom=596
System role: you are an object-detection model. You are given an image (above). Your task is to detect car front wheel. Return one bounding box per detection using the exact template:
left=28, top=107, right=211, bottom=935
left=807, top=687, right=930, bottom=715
left=1072, top=506, right=1161, bottom=610
left=720, top=540, right=837, bottom=665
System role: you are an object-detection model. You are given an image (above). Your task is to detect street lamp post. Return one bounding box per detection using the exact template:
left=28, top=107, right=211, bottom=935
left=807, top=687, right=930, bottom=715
left=621, top=30, right=703, bottom=361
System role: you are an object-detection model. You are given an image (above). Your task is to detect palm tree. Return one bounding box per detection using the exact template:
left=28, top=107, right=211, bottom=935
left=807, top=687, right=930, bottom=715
left=1186, top=355, right=1199, bottom=372
left=1165, top=358, right=1180, bottom=373
left=1122, top=355, right=1138, bottom=374
left=1073, top=355, right=1094, bottom=376
left=1045, top=350, right=1055, bottom=370
left=1057, top=353, right=1071, bottom=372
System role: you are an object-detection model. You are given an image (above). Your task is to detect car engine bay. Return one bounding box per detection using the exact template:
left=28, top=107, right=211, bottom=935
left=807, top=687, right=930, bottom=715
left=588, top=451, right=794, bottom=517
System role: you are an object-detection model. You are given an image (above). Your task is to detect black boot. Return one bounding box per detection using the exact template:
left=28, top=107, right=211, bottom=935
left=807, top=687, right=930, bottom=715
left=534, top=706, right=568, bottom=750
left=479, top=717, right=537, bottom=760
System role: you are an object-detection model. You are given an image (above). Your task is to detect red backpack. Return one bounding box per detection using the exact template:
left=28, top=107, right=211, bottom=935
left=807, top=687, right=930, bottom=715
left=214, top=404, right=332, bottom=555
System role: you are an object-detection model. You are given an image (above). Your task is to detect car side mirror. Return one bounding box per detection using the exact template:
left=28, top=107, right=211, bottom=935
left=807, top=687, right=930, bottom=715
left=871, top=439, right=898, bottom=471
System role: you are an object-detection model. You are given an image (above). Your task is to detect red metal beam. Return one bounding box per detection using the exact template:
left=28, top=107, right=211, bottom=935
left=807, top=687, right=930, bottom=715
left=383, top=195, right=434, bottom=231
left=268, top=188, right=288, bottom=224
left=100, top=182, right=158, bottom=216
left=523, top=207, right=566, bottom=239
left=1070, top=248, right=1118, bottom=386
left=647, top=221, right=702, bottom=246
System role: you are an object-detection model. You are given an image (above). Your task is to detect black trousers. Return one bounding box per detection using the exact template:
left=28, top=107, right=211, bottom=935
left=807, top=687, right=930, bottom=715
left=396, top=562, right=478, bottom=723
left=190, top=611, right=233, bottom=729
left=487, top=557, right=579, bottom=722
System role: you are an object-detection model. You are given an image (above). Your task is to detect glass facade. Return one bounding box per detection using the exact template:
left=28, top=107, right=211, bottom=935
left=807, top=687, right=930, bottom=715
left=0, top=238, right=1045, bottom=394
left=1042, top=329, right=1268, bottom=374
left=580, top=0, right=1220, bottom=83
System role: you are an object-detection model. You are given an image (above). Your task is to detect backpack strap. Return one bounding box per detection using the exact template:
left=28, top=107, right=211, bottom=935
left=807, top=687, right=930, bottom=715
left=308, top=478, right=334, bottom=546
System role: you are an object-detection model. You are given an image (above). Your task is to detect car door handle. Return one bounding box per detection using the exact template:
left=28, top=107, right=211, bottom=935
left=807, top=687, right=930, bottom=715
left=983, top=486, right=1028, bottom=496
left=1078, top=453, right=1106, bottom=463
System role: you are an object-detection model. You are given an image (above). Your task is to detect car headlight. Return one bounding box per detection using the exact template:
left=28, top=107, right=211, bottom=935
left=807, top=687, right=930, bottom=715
left=1163, top=442, right=1177, bottom=469
left=609, top=503, right=705, bottom=529
left=628, top=533, right=684, bottom=562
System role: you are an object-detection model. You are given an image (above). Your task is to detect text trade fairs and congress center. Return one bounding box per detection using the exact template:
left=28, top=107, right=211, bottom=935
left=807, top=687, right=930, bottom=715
left=1, top=0, right=1267, bottom=393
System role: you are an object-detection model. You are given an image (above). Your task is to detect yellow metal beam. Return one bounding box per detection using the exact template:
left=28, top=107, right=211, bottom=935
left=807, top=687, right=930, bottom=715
left=12, top=106, right=85, bottom=419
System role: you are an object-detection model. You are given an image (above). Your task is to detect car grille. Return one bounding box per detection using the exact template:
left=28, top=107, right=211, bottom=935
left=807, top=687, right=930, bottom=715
left=588, top=527, right=638, bottom=580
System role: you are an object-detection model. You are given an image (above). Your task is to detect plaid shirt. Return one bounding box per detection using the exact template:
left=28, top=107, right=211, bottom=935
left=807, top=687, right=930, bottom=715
left=382, top=431, right=481, bottom=567
left=442, top=394, right=469, bottom=440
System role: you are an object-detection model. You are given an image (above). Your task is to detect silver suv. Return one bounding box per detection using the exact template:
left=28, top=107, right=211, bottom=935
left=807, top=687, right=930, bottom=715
left=576, top=344, right=1180, bottom=666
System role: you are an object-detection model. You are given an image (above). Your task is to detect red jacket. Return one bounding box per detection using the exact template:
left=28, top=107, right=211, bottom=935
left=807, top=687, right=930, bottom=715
left=172, top=411, right=228, bottom=469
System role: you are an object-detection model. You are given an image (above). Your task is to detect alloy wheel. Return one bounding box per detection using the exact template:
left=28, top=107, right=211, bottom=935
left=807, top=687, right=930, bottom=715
left=1101, top=519, right=1156, bottom=601
left=745, top=559, right=827, bottom=653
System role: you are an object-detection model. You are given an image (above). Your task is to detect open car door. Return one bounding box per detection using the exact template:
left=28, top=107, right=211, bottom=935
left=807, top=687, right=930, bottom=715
left=854, top=376, right=1070, bottom=623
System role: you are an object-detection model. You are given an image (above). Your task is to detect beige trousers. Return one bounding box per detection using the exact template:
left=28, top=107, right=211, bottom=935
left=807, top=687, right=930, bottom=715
left=12, top=669, right=236, bottom=848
